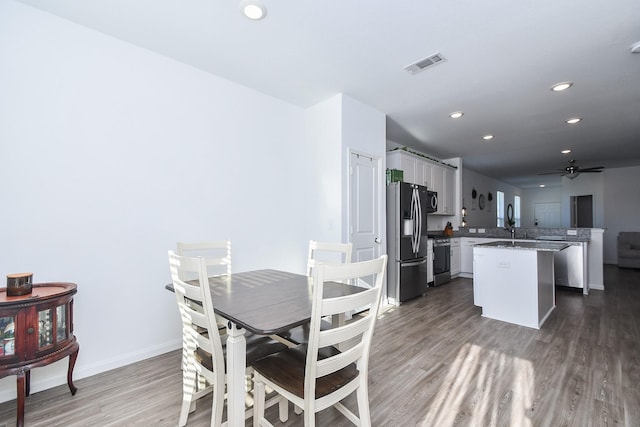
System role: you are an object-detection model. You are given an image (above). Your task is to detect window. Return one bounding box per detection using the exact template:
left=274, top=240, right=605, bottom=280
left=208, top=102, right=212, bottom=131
left=514, top=195, right=521, bottom=227
left=496, top=191, right=504, bottom=227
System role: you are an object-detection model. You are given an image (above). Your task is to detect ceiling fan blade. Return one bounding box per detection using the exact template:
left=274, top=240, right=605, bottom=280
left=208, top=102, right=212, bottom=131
left=579, top=166, right=604, bottom=172
left=579, top=170, right=603, bottom=173
left=538, top=171, right=564, bottom=175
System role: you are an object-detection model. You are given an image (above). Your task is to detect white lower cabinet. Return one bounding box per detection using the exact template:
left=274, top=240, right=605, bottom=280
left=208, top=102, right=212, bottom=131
left=460, top=237, right=501, bottom=278
left=450, top=238, right=460, bottom=277
left=460, top=238, right=478, bottom=278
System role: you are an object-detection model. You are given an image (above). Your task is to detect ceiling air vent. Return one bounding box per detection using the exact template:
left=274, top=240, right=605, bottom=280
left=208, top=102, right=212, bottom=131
left=404, top=52, right=446, bottom=75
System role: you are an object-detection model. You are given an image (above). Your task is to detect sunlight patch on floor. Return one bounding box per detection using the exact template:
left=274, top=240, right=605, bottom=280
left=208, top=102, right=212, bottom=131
left=419, top=343, right=534, bottom=427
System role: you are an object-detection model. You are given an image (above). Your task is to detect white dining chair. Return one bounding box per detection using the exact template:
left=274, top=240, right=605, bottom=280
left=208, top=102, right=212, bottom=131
left=169, top=251, right=287, bottom=427
left=252, top=254, right=388, bottom=427
left=176, top=240, right=232, bottom=279
left=175, top=241, right=231, bottom=368
left=278, top=240, right=354, bottom=349
left=306, top=240, right=353, bottom=277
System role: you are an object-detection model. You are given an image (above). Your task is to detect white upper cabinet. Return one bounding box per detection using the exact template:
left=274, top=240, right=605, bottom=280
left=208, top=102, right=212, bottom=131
left=387, top=150, right=457, bottom=216
left=442, top=167, right=455, bottom=215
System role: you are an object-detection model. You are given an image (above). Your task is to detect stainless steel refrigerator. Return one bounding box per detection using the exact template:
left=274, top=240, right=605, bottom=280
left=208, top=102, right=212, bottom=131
left=386, top=182, right=431, bottom=305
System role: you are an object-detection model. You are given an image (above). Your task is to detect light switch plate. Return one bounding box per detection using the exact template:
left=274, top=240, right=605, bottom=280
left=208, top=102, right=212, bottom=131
left=567, top=229, right=577, bottom=236
left=469, top=228, right=477, bottom=233
left=478, top=228, right=486, bottom=233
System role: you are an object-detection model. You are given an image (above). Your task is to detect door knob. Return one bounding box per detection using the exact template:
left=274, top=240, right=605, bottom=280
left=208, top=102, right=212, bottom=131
left=374, top=237, right=381, bottom=244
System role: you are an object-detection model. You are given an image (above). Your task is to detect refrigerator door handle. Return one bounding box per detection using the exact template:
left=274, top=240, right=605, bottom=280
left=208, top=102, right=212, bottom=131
left=415, top=188, right=422, bottom=251
left=401, top=259, right=428, bottom=267
left=410, top=188, right=417, bottom=253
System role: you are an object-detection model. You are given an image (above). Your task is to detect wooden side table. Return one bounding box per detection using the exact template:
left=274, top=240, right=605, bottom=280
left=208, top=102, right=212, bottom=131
left=0, top=283, right=79, bottom=427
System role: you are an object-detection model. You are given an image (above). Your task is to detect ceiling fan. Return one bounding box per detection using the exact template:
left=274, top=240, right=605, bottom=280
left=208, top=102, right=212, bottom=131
left=539, top=159, right=604, bottom=180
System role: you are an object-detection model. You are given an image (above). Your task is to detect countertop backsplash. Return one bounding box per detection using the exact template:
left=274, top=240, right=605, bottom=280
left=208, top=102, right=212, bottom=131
left=429, top=227, right=592, bottom=242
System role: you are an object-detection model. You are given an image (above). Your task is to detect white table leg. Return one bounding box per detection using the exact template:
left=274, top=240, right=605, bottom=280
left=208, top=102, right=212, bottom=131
left=333, top=313, right=346, bottom=350
left=226, top=321, right=246, bottom=427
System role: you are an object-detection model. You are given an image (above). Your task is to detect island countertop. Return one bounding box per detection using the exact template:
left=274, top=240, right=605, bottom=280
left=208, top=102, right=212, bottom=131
left=475, top=240, right=570, bottom=252
left=437, top=227, right=592, bottom=242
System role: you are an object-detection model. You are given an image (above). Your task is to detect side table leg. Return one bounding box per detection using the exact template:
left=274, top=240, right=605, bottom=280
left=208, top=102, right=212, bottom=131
left=67, top=346, right=79, bottom=395
left=16, top=371, right=26, bottom=427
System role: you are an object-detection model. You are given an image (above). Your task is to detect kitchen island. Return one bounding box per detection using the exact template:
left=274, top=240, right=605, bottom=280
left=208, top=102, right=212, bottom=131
left=473, top=240, right=569, bottom=329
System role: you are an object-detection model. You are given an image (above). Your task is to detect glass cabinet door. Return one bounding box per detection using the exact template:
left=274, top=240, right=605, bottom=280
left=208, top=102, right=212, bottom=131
left=38, top=309, right=53, bottom=348
left=56, top=305, right=67, bottom=341
left=0, top=316, right=16, bottom=356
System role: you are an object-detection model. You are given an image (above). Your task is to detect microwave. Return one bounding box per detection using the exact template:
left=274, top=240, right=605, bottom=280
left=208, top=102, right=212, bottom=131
left=426, top=191, right=438, bottom=213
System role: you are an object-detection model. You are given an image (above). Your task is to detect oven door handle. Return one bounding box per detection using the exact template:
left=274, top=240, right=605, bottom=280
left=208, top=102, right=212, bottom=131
left=401, top=259, right=428, bottom=267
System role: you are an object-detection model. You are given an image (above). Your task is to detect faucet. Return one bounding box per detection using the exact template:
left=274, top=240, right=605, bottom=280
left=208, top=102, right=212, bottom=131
left=505, top=225, right=515, bottom=243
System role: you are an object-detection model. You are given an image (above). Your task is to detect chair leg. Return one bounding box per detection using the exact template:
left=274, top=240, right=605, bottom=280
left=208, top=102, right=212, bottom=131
left=179, top=365, right=197, bottom=427
left=294, top=404, right=302, bottom=415
left=303, top=408, right=315, bottom=427
left=212, top=376, right=224, bottom=427
left=253, top=380, right=265, bottom=427
left=279, top=396, right=289, bottom=422
left=356, top=381, right=372, bottom=427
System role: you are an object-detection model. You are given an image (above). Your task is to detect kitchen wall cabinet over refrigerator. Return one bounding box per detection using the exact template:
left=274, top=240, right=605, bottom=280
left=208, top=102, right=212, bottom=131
left=387, top=150, right=456, bottom=216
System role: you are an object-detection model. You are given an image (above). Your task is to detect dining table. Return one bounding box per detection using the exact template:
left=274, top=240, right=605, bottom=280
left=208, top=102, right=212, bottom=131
left=166, top=268, right=365, bottom=427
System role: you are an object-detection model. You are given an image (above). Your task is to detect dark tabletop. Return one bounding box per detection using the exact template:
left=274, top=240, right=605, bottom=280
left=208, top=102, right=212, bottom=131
left=167, top=269, right=363, bottom=335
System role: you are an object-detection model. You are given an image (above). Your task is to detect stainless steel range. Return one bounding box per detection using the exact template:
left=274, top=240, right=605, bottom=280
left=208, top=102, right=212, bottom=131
left=432, top=237, right=451, bottom=286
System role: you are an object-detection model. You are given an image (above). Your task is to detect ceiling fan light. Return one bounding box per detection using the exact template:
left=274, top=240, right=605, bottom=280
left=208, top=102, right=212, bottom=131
left=565, top=172, right=579, bottom=179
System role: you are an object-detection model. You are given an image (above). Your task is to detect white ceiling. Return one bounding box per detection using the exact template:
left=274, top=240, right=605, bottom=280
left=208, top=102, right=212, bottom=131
left=18, top=0, right=640, bottom=187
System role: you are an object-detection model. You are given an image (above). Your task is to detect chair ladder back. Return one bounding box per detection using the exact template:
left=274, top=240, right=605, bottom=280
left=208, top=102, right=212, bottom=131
left=318, top=315, right=370, bottom=348
left=315, top=343, right=364, bottom=378
left=307, top=240, right=353, bottom=277
left=176, top=240, right=232, bottom=279
left=169, top=251, right=225, bottom=375
left=305, top=255, right=387, bottom=403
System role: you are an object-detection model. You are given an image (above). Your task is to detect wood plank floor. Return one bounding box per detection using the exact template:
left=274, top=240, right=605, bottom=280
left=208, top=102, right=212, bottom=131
left=0, top=264, right=638, bottom=426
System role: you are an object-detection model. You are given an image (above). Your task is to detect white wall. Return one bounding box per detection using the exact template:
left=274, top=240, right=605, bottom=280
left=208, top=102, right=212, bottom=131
left=303, top=95, right=343, bottom=242
left=303, top=94, right=386, bottom=244
left=340, top=95, right=386, bottom=242
left=521, top=185, right=563, bottom=227
left=523, top=167, right=640, bottom=263
left=602, top=166, right=640, bottom=264
left=0, top=1, right=386, bottom=400
left=461, top=168, right=522, bottom=228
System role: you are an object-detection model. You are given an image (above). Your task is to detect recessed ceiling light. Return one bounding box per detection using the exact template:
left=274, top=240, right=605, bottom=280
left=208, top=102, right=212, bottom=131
left=449, top=111, right=464, bottom=119
left=566, top=117, right=582, bottom=124
left=482, top=134, right=494, bottom=140
left=561, top=149, right=572, bottom=154
left=240, top=0, right=267, bottom=20
left=551, top=82, right=573, bottom=92
left=539, top=184, right=546, bottom=188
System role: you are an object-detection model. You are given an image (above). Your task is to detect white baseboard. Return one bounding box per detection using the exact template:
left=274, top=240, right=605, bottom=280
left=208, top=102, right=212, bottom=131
left=0, top=339, right=181, bottom=404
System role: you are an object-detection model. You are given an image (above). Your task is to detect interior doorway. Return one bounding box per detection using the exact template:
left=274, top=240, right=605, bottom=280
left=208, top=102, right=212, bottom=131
left=348, top=151, right=382, bottom=284
left=570, top=195, right=593, bottom=228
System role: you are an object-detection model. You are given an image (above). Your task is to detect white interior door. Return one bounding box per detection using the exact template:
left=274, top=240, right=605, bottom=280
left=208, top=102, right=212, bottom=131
left=534, top=202, right=561, bottom=227
left=349, top=151, right=382, bottom=291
